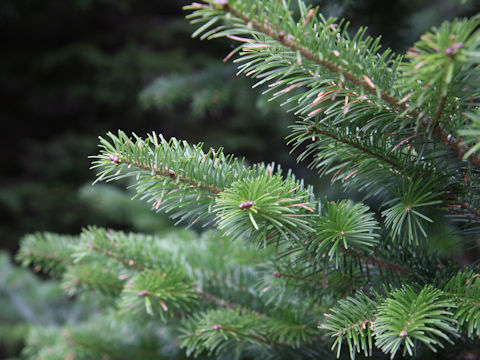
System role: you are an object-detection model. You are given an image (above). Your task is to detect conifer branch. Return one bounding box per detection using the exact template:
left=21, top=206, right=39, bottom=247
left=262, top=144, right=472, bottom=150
left=196, top=288, right=238, bottom=311
left=190, top=0, right=480, bottom=171
left=306, top=124, right=480, bottom=222
left=217, top=3, right=398, bottom=111
left=17, top=3, right=480, bottom=359
left=86, top=234, right=241, bottom=311
left=447, top=194, right=480, bottom=220
left=342, top=248, right=411, bottom=276
left=433, top=124, right=480, bottom=168
left=272, top=271, right=324, bottom=286
left=119, top=155, right=222, bottom=194
left=306, top=125, right=402, bottom=170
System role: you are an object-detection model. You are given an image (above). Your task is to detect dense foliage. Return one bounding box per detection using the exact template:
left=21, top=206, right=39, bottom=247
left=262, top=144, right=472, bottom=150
left=6, top=0, right=480, bottom=359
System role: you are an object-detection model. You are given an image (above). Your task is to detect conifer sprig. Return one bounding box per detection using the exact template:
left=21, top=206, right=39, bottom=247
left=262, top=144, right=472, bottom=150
left=91, top=130, right=451, bottom=294
left=184, top=0, right=480, bottom=236
left=19, top=227, right=331, bottom=357
left=91, top=130, right=315, bottom=243
left=16, top=1, right=480, bottom=358
left=186, top=0, right=480, bottom=174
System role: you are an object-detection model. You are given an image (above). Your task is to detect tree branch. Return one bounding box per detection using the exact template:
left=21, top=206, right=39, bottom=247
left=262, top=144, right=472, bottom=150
left=117, top=155, right=222, bottom=194
left=89, top=241, right=240, bottom=311
left=342, top=248, right=411, bottom=276
left=307, top=124, right=480, bottom=222
left=206, top=1, right=480, bottom=168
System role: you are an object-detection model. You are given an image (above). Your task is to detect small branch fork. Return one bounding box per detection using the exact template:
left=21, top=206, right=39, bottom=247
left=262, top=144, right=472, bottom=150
left=306, top=124, right=480, bottom=222
left=341, top=248, right=411, bottom=276
left=201, top=1, right=480, bottom=168
left=87, top=241, right=237, bottom=310
left=89, top=236, right=320, bottom=346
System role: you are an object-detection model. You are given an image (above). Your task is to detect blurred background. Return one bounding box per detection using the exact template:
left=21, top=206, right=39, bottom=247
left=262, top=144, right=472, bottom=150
left=1, top=0, right=479, bottom=357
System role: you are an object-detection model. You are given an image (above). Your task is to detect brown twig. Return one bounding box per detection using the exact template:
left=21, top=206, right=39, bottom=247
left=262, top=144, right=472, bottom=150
left=342, top=248, right=411, bottom=276
left=118, top=156, right=222, bottom=194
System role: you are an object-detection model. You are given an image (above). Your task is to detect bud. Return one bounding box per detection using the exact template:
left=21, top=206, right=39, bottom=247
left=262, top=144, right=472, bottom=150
left=214, top=0, right=228, bottom=8
left=304, top=9, right=315, bottom=26
left=109, top=154, right=120, bottom=163
left=239, top=201, right=254, bottom=210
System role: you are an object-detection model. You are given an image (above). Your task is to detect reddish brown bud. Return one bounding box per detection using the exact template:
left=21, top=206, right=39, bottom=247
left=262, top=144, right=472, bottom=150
left=239, top=201, right=254, bottom=210
left=304, top=8, right=315, bottom=26
left=109, top=154, right=120, bottom=163
left=273, top=271, right=281, bottom=277
left=445, top=42, right=464, bottom=56
left=137, top=290, right=148, bottom=297
left=214, top=0, right=228, bottom=8
left=212, top=324, right=223, bottom=330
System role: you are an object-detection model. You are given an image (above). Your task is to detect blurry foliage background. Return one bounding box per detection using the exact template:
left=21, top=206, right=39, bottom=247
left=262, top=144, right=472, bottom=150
left=1, top=0, right=479, bottom=251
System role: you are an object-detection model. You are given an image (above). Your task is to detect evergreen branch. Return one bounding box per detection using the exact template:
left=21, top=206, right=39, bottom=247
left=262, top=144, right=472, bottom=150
left=93, top=131, right=316, bottom=244
left=17, top=233, right=76, bottom=276
left=180, top=309, right=274, bottom=357
left=82, top=228, right=241, bottom=312
left=305, top=124, right=403, bottom=170
left=201, top=1, right=400, bottom=111
left=180, top=307, right=319, bottom=356
left=82, top=227, right=323, bottom=348
left=396, top=15, right=480, bottom=167
left=292, top=122, right=461, bottom=245
left=120, top=155, right=222, bottom=194
left=442, top=270, right=480, bottom=338
left=323, top=285, right=460, bottom=359
left=374, top=285, right=458, bottom=358
left=341, top=248, right=411, bottom=277
left=302, top=124, right=480, bottom=224
left=188, top=1, right=480, bottom=171
left=320, top=291, right=378, bottom=358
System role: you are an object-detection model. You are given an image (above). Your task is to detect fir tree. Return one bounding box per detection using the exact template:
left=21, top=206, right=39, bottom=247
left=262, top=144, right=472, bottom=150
left=17, top=0, right=480, bottom=359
